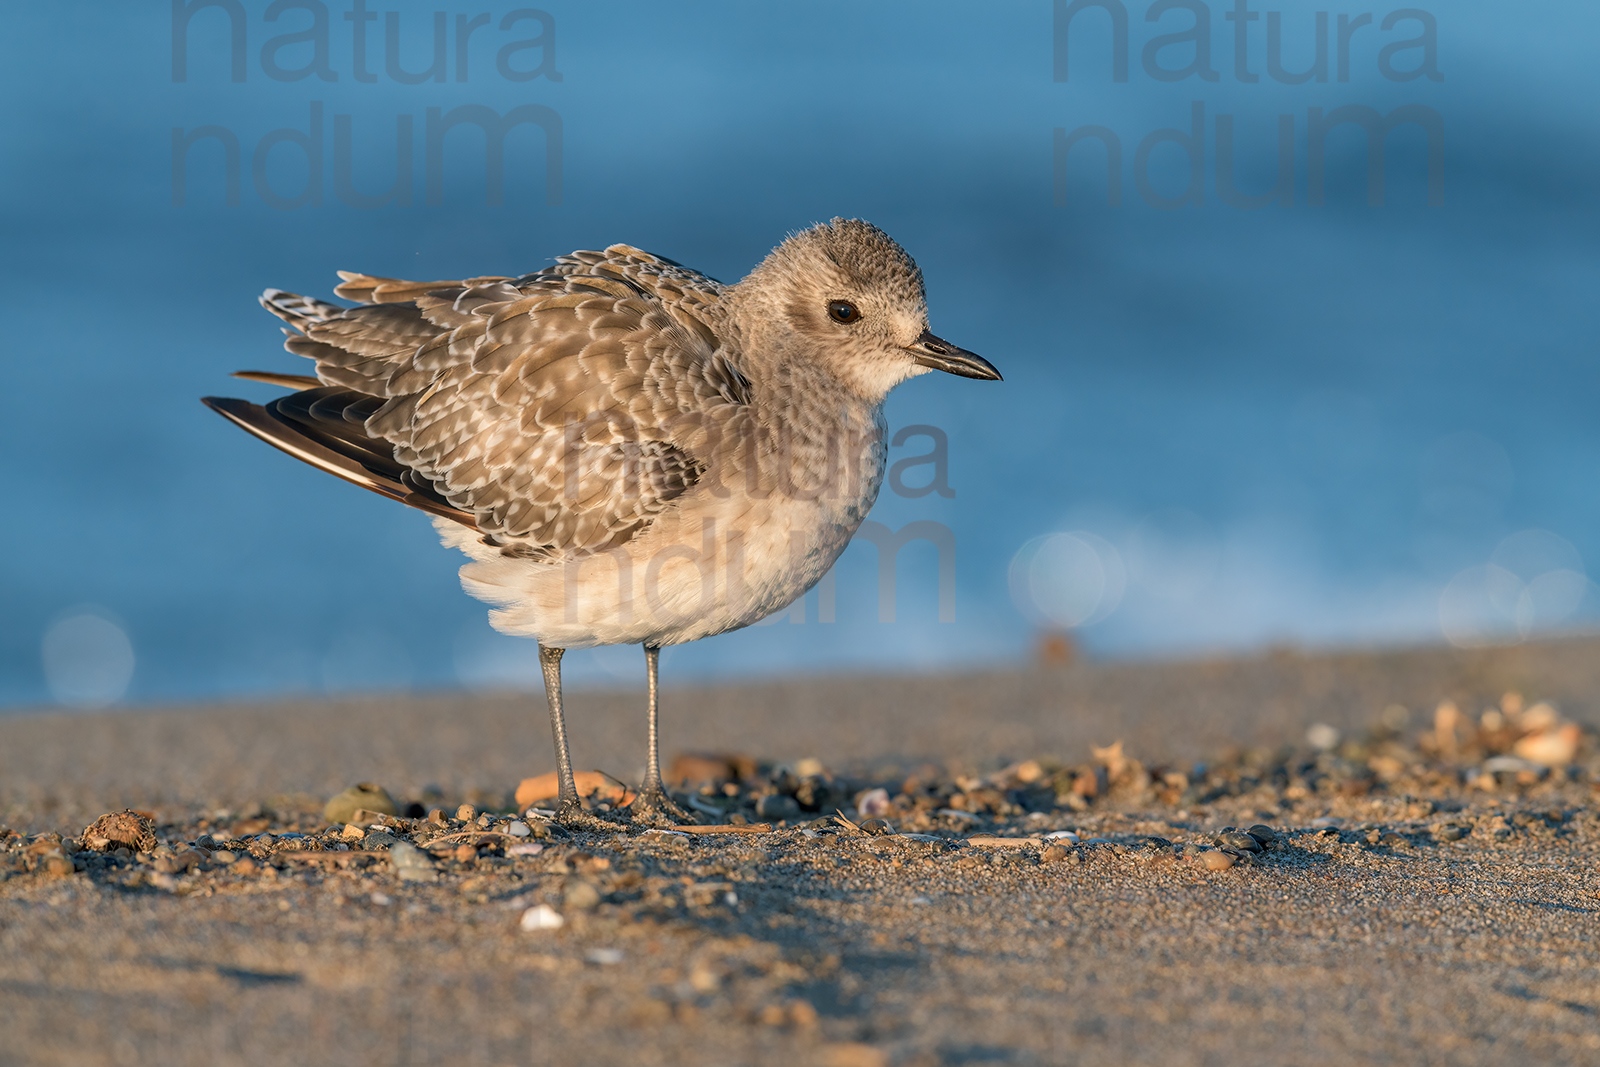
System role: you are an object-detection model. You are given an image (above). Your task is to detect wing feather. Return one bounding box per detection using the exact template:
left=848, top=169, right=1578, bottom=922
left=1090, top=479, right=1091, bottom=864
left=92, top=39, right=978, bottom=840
left=218, top=247, right=746, bottom=559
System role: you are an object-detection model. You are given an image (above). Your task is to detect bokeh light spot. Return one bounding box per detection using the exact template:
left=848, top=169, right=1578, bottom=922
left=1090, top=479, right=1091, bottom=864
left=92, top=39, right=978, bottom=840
left=1010, top=532, right=1125, bottom=629
left=40, top=608, right=135, bottom=708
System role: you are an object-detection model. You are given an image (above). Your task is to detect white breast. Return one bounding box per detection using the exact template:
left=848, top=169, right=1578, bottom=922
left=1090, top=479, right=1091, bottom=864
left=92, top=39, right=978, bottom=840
left=437, top=404, right=888, bottom=649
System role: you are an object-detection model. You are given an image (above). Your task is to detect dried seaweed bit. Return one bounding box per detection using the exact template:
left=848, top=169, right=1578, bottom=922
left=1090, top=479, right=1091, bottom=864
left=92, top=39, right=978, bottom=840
left=965, top=835, right=1041, bottom=850
left=81, top=810, right=155, bottom=853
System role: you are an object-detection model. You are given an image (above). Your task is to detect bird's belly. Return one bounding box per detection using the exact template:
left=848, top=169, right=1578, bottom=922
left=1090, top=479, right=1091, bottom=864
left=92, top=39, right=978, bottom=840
left=435, top=488, right=874, bottom=649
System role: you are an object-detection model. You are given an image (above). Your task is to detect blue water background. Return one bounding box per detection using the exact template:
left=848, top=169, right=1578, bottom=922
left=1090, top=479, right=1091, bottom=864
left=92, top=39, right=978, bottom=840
left=3, top=1, right=1598, bottom=707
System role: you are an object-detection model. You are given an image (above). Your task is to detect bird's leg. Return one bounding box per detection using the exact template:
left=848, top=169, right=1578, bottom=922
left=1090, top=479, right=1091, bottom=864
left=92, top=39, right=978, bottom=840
left=630, top=645, right=694, bottom=826
left=539, top=644, right=619, bottom=834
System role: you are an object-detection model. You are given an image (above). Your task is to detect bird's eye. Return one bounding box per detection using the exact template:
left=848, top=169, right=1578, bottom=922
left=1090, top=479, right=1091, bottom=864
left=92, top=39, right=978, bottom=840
left=827, top=300, right=860, bottom=324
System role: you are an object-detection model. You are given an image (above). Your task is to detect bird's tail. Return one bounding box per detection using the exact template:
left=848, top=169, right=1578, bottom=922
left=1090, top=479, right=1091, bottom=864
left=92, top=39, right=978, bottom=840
left=201, top=382, right=476, bottom=529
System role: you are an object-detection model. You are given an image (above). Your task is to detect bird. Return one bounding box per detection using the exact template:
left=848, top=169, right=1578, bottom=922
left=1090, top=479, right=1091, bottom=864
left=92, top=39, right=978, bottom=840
left=202, top=218, right=1001, bottom=831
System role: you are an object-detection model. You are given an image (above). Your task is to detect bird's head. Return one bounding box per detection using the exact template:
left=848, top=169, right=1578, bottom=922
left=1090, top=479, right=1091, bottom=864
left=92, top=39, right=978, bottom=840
left=732, top=218, right=1001, bottom=400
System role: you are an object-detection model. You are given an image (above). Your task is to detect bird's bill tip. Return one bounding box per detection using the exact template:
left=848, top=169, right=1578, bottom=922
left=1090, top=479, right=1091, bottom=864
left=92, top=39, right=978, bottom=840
left=908, top=330, right=1002, bottom=381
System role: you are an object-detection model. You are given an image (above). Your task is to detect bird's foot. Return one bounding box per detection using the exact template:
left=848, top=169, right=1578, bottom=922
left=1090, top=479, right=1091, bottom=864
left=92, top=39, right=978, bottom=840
left=628, top=786, right=697, bottom=828
left=555, top=801, right=624, bottom=834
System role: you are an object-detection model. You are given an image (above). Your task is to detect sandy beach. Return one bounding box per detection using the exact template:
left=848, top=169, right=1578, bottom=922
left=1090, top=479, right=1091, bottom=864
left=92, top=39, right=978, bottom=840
left=3, top=637, right=1599, bottom=1066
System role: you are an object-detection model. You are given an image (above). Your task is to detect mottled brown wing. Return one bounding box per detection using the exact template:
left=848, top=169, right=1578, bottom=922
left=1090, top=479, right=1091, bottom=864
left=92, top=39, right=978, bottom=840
left=268, top=247, right=750, bottom=559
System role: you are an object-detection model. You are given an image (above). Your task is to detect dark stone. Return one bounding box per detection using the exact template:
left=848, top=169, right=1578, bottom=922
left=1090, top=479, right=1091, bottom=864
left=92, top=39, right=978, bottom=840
left=1215, top=831, right=1262, bottom=853
left=361, top=831, right=400, bottom=852
left=756, top=794, right=801, bottom=821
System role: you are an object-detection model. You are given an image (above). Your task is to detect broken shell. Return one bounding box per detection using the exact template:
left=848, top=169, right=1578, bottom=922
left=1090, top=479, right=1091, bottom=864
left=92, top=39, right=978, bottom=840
left=520, top=904, right=565, bottom=931
left=81, top=810, right=156, bottom=853
left=854, top=788, right=892, bottom=819
left=323, top=784, right=397, bottom=825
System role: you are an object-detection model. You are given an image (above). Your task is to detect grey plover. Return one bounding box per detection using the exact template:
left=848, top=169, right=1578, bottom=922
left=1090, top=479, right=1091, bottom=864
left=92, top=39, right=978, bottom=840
left=203, top=218, right=1000, bottom=830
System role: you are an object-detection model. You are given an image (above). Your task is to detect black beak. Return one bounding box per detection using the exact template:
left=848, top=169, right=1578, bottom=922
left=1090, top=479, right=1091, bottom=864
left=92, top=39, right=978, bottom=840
left=908, top=330, right=1002, bottom=381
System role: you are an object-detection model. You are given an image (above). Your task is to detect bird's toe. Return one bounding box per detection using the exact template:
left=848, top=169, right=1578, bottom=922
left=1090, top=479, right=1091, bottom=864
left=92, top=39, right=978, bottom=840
left=629, top=788, right=698, bottom=828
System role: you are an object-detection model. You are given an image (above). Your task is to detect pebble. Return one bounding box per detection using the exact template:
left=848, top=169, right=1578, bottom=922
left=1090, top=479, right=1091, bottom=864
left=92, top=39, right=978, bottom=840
left=1513, top=723, right=1580, bottom=766
left=1040, top=844, right=1069, bottom=864
left=757, top=794, right=801, bottom=821
left=389, top=841, right=438, bottom=883
left=858, top=819, right=895, bottom=836
left=1215, top=831, right=1262, bottom=854
left=1245, top=825, right=1278, bottom=846
left=41, top=854, right=76, bottom=879
left=1482, top=756, right=1543, bottom=776
left=1196, top=850, right=1237, bottom=872
left=323, top=783, right=398, bottom=825
left=668, top=753, right=744, bottom=788
left=563, top=880, right=601, bottom=911
left=1433, top=823, right=1469, bottom=842
left=1306, top=723, right=1341, bottom=751
left=585, top=948, right=624, bottom=966
left=506, top=820, right=532, bottom=838
left=362, top=831, right=399, bottom=852
left=155, top=849, right=203, bottom=875
left=520, top=904, right=565, bottom=931
left=508, top=842, right=545, bottom=857
left=456, top=804, right=477, bottom=821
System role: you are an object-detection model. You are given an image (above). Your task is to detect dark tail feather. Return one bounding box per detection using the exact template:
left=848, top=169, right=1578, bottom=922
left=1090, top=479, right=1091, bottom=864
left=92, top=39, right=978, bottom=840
left=201, top=395, right=477, bottom=529
left=231, top=370, right=322, bottom=390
